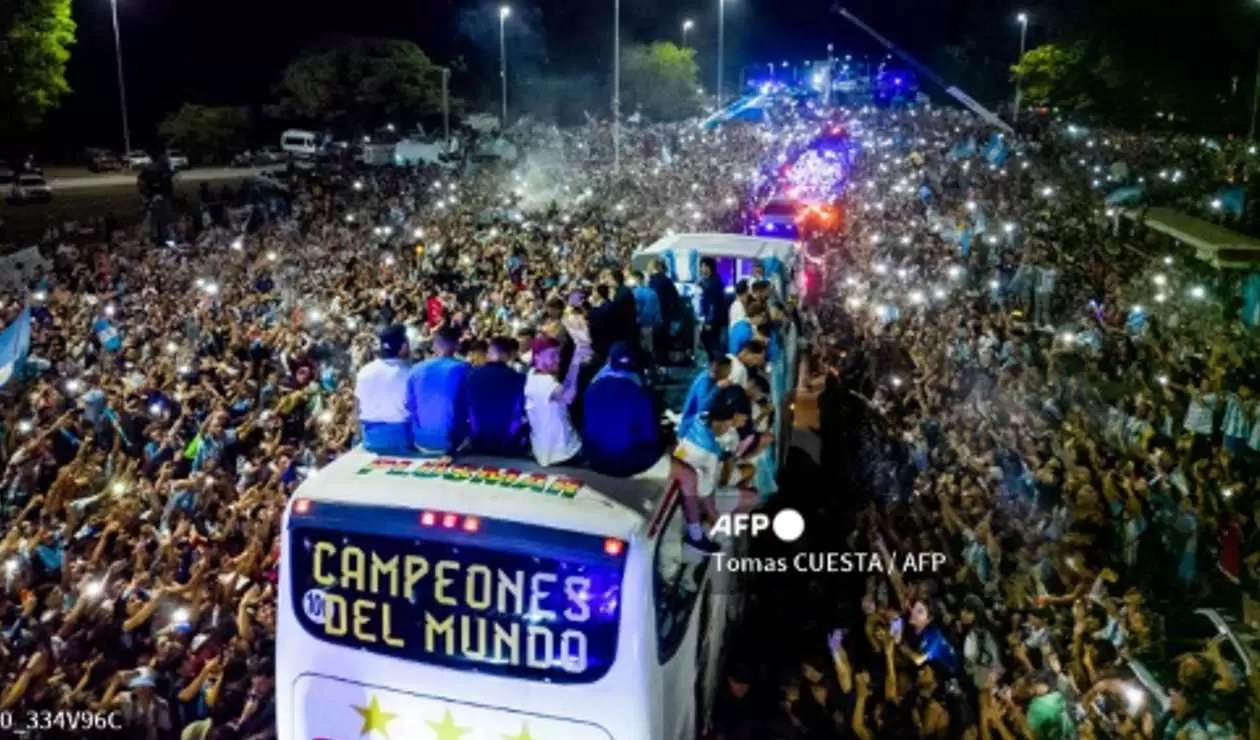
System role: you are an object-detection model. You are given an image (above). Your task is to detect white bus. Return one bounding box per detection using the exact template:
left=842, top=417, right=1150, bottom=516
left=278, top=450, right=730, bottom=740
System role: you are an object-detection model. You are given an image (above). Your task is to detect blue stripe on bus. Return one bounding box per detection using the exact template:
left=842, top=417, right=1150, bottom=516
left=288, top=500, right=625, bottom=566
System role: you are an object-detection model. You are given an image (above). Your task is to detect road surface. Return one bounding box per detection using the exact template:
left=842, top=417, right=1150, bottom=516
left=46, top=167, right=272, bottom=192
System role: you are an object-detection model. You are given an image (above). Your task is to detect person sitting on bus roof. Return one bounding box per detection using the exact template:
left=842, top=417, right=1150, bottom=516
left=629, top=270, right=662, bottom=362
left=406, top=327, right=471, bottom=457
left=465, top=336, right=528, bottom=457
left=354, top=324, right=412, bottom=455
left=679, top=356, right=732, bottom=438
left=582, top=342, right=661, bottom=478
left=671, top=393, right=758, bottom=555
left=728, top=301, right=765, bottom=357
left=524, top=337, right=583, bottom=467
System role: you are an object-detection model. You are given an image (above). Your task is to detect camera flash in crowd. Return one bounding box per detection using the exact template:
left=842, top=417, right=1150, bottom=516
left=268, top=251, right=279, bottom=262
left=947, top=265, right=964, bottom=281
left=308, top=309, right=323, bottom=323
left=65, top=379, right=83, bottom=395
left=33, top=290, right=47, bottom=301
left=932, top=287, right=947, bottom=300
left=17, top=420, right=34, bottom=434
left=231, top=238, right=243, bottom=251
left=872, top=263, right=888, bottom=276
left=965, top=201, right=976, bottom=212
left=104, top=304, right=116, bottom=317
left=204, top=283, right=219, bottom=296
left=1152, top=273, right=1168, bottom=287
left=353, top=181, right=364, bottom=191
left=178, top=365, right=192, bottom=375
left=1154, top=292, right=1168, bottom=303
left=383, top=255, right=396, bottom=267
left=1188, top=285, right=1206, bottom=300
left=345, top=214, right=356, bottom=224
left=988, top=279, right=1000, bottom=290
left=112, top=482, right=127, bottom=495
left=4, top=559, right=18, bottom=575
left=907, top=290, right=926, bottom=305
left=318, top=410, right=334, bottom=425
left=1123, top=684, right=1145, bottom=713
left=845, top=296, right=864, bottom=311
left=165, top=342, right=179, bottom=354
left=1157, top=374, right=1169, bottom=386
left=171, top=608, right=190, bottom=624
left=889, top=375, right=904, bottom=388
left=149, top=403, right=164, bottom=416
left=83, top=580, right=105, bottom=599
left=899, top=235, right=911, bottom=246
left=1060, top=331, right=1076, bottom=344
left=1040, top=186, right=1054, bottom=198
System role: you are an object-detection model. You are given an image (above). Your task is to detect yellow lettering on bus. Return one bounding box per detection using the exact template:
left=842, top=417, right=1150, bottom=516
left=370, top=553, right=399, bottom=597
left=323, top=593, right=348, bottom=636
left=340, top=546, right=366, bottom=592
left=492, top=621, right=521, bottom=666
left=312, top=542, right=337, bottom=587
left=434, top=561, right=459, bottom=606
left=563, top=576, right=592, bottom=622
left=460, top=615, right=489, bottom=660
left=403, top=555, right=429, bottom=600
left=424, top=613, right=454, bottom=655
left=380, top=602, right=404, bottom=648
left=352, top=600, right=376, bottom=643
left=528, top=572, right=558, bottom=620
left=496, top=569, right=525, bottom=615
left=526, top=624, right=553, bottom=669
left=465, top=565, right=493, bottom=611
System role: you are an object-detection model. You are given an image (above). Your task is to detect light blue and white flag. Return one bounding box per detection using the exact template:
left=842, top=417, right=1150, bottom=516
left=93, top=318, right=122, bottom=352
left=1105, top=184, right=1145, bottom=206
left=983, top=134, right=1008, bottom=166
left=0, top=307, right=32, bottom=388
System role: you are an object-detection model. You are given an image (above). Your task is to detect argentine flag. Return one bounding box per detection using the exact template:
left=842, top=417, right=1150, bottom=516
left=94, top=318, right=122, bottom=352
left=1105, top=184, right=1144, bottom=206
left=0, top=307, right=32, bottom=388
left=982, top=134, right=1008, bottom=166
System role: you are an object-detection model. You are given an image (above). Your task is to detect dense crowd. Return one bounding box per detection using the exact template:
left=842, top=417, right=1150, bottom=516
left=714, top=109, right=1260, bottom=740
left=2, top=96, right=1260, bottom=740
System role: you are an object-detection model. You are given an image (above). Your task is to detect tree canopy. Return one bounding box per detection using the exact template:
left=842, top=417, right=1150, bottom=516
left=0, top=0, right=75, bottom=140
left=276, top=37, right=445, bottom=129
left=621, top=42, right=703, bottom=122
left=159, top=104, right=249, bottom=164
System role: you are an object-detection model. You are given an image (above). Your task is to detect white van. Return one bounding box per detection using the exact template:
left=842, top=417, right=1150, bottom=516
left=280, top=129, right=320, bottom=159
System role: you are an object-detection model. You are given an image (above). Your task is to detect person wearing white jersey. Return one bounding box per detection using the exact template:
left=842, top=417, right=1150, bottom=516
left=354, top=324, right=412, bottom=454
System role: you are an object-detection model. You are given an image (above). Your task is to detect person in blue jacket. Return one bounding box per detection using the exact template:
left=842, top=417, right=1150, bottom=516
left=465, top=337, right=528, bottom=456
left=678, top=356, right=732, bottom=438
left=581, top=342, right=662, bottom=477
left=407, top=328, right=470, bottom=456
left=728, top=301, right=765, bottom=356
left=697, top=257, right=728, bottom=362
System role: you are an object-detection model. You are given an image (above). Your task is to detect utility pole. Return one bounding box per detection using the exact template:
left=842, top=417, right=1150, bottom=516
left=441, top=67, right=451, bottom=149
left=613, top=0, right=621, bottom=174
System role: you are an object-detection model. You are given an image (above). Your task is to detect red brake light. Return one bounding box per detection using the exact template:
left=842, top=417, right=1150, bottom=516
left=442, top=513, right=458, bottom=529
left=603, top=538, right=625, bottom=557
left=293, top=498, right=313, bottom=515
left=420, top=511, right=436, bottom=526
left=462, top=516, right=481, bottom=533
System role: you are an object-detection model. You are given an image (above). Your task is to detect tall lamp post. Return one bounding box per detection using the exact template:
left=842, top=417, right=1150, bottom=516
left=1013, top=12, right=1029, bottom=124
left=682, top=19, right=694, bottom=48
left=109, top=0, right=132, bottom=157
left=825, top=43, right=834, bottom=106
left=499, top=6, right=511, bottom=125
left=613, top=0, right=621, bottom=174
left=717, top=0, right=726, bottom=106
left=439, top=67, right=451, bottom=149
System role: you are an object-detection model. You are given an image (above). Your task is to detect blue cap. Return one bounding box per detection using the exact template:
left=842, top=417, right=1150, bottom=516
left=379, top=324, right=407, bottom=358
left=608, top=341, right=638, bottom=372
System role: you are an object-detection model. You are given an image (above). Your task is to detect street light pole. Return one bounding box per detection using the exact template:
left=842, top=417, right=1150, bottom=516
left=1013, top=13, right=1029, bottom=124
left=717, top=0, right=725, bottom=106
left=499, top=6, right=510, bottom=126
left=613, top=0, right=621, bottom=174
left=826, top=43, right=834, bottom=106
left=682, top=19, right=694, bottom=48
left=1249, top=46, right=1260, bottom=141
left=440, top=67, right=451, bottom=149
left=109, top=0, right=132, bottom=156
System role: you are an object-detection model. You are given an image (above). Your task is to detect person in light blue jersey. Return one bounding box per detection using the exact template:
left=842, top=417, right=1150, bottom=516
left=407, top=327, right=470, bottom=456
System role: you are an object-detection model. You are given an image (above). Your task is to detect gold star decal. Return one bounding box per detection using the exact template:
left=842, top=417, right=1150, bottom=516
left=427, top=709, right=472, bottom=740
left=502, top=723, right=536, bottom=740
left=352, top=695, right=398, bottom=738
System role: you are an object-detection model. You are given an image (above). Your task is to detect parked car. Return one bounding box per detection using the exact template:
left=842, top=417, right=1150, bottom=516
left=166, top=150, right=190, bottom=170
left=86, top=148, right=124, bottom=172
left=8, top=173, right=53, bottom=203
left=125, top=150, right=153, bottom=169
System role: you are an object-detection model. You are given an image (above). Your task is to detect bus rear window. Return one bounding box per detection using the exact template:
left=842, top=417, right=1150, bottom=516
left=762, top=202, right=797, bottom=217
left=289, top=522, right=624, bottom=684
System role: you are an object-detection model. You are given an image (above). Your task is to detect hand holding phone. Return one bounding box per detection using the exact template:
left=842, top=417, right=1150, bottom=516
left=890, top=617, right=905, bottom=644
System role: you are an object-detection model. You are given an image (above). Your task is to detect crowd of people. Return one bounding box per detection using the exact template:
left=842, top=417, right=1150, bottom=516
left=2, top=93, right=1260, bottom=740
left=712, top=109, right=1260, bottom=739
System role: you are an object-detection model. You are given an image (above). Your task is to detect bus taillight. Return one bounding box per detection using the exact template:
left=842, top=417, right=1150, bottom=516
left=462, top=516, right=481, bottom=533
left=293, top=498, right=313, bottom=515
left=419, top=511, right=437, bottom=527
left=603, top=538, right=626, bottom=557
left=442, top=513, right=458, bottom=529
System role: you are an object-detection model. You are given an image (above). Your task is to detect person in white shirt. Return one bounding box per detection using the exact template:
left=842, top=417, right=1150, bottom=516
left=728, top=280, right=750, bottom=328
left=354, top=324, right=412, bottom=454
left=671, top=391, right=759, bottom=554
left=524, top=338, right=583, bottom=466
left=727, top=337, right=767, bottom=389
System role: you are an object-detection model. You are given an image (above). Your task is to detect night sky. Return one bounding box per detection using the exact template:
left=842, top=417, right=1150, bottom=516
left=49, top=0, right=1240, bottom=155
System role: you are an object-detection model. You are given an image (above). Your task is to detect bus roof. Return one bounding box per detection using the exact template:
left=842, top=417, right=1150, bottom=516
left=291, top=449, right=672, bottom=541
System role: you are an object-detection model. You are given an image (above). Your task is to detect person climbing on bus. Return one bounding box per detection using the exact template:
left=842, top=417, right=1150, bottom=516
left=678, top=356, right=733, bottom=438
left=354, top=324, right=412, bottom=454
left=671, top=391, right=760, bottom=555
